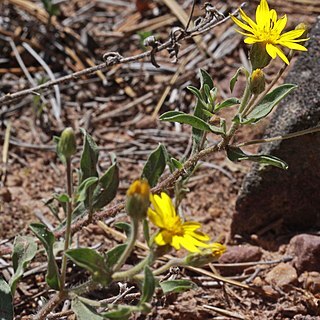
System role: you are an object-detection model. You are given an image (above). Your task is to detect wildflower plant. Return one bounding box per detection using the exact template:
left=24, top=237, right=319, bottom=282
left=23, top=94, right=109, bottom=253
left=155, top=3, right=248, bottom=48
left=1, top=0, right=314, bottom=319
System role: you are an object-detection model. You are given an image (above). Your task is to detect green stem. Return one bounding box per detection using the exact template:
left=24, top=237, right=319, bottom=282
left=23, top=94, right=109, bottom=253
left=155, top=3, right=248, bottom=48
left=112, top=254, right=152, bottom=280
left=60, top=157, right=73, bottom=290
left=238, top=79, right=252, bottom=115
left=112, top=218, right=139, bottom=273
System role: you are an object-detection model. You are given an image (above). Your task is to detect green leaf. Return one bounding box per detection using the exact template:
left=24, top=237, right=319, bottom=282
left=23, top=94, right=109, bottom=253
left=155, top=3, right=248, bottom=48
left=0, top=278, right=13, bottom=320
left=230, top=67, right=249, bottom=93
left=76, top=177, right=99, bottom=202
left=187, top=86, right=205, bottom=104
left=160, top=111, right=224, bottom=135
left=92, top=163, right=119, bottom=210
left=200, top=69, right=214, bottom=92
left=80, top=129, right=99, bottom=182
left=140, top=266, right=155, bottom=304
left=243, top=84, right=297, bottom=124
left=114, top=222, right=132, bottom=238
left=170, top=157, right=183, bottom=170
left=72, top=299, right=104, bottom=320
left=142, top=144, right=167, bottom=187
left=102, top=307, right=131, bottom=320
left=9, top=236, right=37, bottom=294
left=65, top=248, right=109, bottom=285
left=215, top=98, right=240, bottom=111
left=160, top=279, right=197, bottom=294
left=226, top=146, right=288, bottom=169
left=105, top=244, right=127, bottom=270
left=53, top=193, right=70, bottom=203
left=29, top=224, right=61, bottom=290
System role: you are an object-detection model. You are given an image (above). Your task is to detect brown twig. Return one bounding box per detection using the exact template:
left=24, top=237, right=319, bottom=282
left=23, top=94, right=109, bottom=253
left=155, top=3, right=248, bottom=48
left=0, top=4, right=245, bottom=107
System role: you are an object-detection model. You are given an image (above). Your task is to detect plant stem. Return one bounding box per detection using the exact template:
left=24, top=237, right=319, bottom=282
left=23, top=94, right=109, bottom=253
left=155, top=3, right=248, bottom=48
left=112, top=254, right=151, bottom=281
left=238, top=79, right=252, bottom=115
left=60, top=157, right=73, bottom=290
left=235, top=125, right=320, bottom=148
left=112, top=218, right=139, bottom=273
left=33, top=290, right=68, bottom=320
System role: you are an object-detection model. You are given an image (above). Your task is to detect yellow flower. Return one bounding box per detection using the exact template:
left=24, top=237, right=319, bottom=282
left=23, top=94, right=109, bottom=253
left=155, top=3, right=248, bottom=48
left=148, top=192, right=210, bottom=252
left=231, top=0, right=308, bottom=65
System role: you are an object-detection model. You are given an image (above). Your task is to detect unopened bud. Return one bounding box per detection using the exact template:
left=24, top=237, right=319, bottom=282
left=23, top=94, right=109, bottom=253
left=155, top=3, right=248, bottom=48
left=250, top=69, right=266, bottom=94
left=185, top=243, right=226, bottom=267
left=58, top=127, right=77, bottom=160
left=126, top=180, right=150, bottom=221
left=249, top=43, right=271, bottom=70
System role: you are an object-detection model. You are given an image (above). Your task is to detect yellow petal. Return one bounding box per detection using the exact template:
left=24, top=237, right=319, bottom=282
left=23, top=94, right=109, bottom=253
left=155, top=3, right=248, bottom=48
left=239, top=8, right=258, bottom=31
left=277, top=41, right=308, bottom=51
left=230, top=14, right=255, bottom=34
left=274, top=14, right=287, bottom=34
left=177, top=236, right=201, bottom=253
left=148, top=208, right=165, bottom=228
left=266, top=43, right=277, bottom=59
left=256, top=0, right=270, bottom=28
left=244, top=37, right=262, bottom=44
left=280, top=29, right=306, bottom=40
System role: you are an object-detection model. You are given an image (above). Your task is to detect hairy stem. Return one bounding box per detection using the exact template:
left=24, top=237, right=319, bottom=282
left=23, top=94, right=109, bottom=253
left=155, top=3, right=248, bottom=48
left=60, top=157, right=73, bottom=290
left=33, top=290, right=67, bottom=320
left=112, top=218, right=139, bottom=273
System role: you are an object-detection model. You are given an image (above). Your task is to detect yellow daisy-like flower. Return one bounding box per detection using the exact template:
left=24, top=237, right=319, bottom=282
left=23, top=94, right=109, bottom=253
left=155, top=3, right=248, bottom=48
left=148, top=192, right=210, bottom=253
left=231, top=0, right=308, bottom=65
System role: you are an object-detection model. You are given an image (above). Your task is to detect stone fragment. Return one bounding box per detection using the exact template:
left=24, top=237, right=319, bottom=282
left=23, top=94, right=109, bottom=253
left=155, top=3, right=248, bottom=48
left=231, top=18, right=320, bottom=237
left=299, top=271, right=320, bottom=294
left=287, top=234, right=320, bottom=274
left=217, top=245, right=262, bottom=275
left=265, top=262, right=297, bottom=290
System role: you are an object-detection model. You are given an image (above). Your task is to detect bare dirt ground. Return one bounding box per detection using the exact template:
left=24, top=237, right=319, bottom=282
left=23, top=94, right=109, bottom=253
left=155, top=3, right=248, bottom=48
left=0, top=0, right=319, bottom=319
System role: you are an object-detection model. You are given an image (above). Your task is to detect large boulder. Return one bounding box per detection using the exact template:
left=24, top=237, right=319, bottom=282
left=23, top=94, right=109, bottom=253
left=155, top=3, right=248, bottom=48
left=231, top=17, right=320, bottom=237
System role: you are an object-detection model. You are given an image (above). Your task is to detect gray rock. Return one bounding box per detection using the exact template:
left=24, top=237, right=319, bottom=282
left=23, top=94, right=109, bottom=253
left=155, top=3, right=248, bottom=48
left=231, top=17, right=320, bottom=237
left=287, top=234, right=320, bottom=274
left=217, top=245, right=262, bottom=275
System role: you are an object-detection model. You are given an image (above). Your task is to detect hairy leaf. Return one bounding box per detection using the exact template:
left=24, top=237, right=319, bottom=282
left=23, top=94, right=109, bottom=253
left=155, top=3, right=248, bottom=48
left=30, top=224, right=60, bottom=290
left=227, top=146, right=288, bottom=169
left=142, top=144, right=167, bottom=187
left=0, top=278, right=13, bottom=320
left=9, top=236, right=37, bottom=294
left=160, top=279, right=197, bottom=294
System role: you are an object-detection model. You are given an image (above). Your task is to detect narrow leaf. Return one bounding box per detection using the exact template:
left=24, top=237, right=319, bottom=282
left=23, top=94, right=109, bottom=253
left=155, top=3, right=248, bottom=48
left=30, top=224, right=61, bottom=290
left=140, top=266, right=155, bottom=304
left=114, top=222, right=131, bottom=238
left=245, top=84, right=297, bottom=123
left=227, top=146, right=288, bottom=169
left=102, top=307, right=131, bottom=319
left=80, top=129, right=99, bottom=182
left=200, top=69, right=214, bottom=92
left=160, top=279, right=197, bottom=294
left=92, top=163, right=119, bottom=210
left=9, top=236, right=37, bottom=294
left=230, top=67, right=249, bottom=93
left=72, top=299, right=104, bottom=320
left=160, top=111, right=223, bottom=134
left=142, top=144, right=167, bottom=187
left=0, top=278, right=13, bottom=320
left=215, top=97, right=240, bottom=111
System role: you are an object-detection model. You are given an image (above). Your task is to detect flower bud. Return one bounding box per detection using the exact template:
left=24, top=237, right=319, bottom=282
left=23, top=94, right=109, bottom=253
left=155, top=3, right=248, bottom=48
left=185, top=243, right=226, bottom=267
left=58, top=127, right=77, bottom=160
left=126, top=180, right=150, bottom=221
left=250, top=69, right=266, bottom=95
left=249, top=43, right=271, bottom=70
